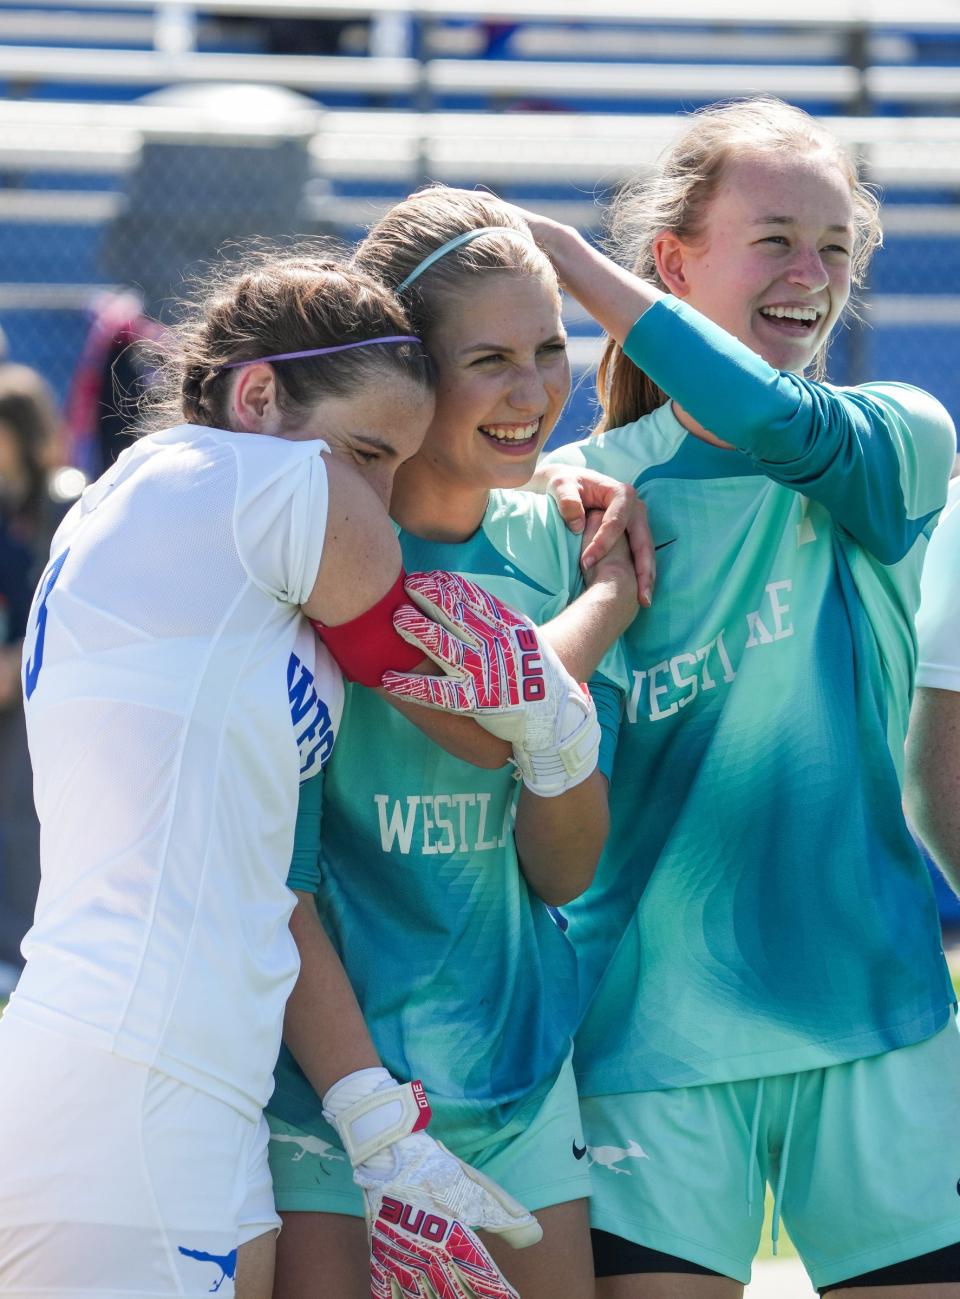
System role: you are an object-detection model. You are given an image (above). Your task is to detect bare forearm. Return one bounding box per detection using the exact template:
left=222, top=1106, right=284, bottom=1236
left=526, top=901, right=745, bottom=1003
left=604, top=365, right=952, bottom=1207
left=520, top=216, right=663, bottom=344
left=514, top=771, right=608, bottom=905
left=284, top=891, right=381, bottom=1098
left=905, top=686, right=960, bottom=891
left=379, top=689, right=512, bottom=767
left=542, top=575, right=637, bottom=682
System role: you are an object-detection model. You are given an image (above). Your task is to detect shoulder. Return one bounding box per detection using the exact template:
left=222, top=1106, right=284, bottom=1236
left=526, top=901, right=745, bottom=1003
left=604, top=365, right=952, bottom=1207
left=848, top=382, right=956, bottom=455
left=481, top=488, right=578, bottom=599
left=543, top=405, right=682, bottom=486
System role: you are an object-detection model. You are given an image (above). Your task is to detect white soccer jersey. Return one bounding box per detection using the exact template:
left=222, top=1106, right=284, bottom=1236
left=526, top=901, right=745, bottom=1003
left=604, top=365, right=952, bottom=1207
left=916, top=476, right=960, bottom=693
left=11, top=424, right=343, bottom=1119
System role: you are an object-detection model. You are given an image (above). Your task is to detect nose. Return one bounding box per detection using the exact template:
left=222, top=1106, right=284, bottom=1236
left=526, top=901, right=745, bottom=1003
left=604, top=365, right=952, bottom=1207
left=785, top=244, right=829, bottom=293
left=508, top=360, right=549, bottom=414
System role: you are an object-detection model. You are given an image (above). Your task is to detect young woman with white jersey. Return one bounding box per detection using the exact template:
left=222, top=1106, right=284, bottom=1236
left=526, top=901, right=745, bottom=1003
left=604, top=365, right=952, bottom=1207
left=514, top=97, right=960, bottom=1297
left=264, top=188, right=646, bottom=1299
left=0, top=249, right=568, bottom=1299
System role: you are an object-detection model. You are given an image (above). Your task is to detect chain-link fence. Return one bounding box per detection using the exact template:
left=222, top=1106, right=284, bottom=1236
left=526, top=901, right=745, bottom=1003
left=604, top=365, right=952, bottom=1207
left=2, top=103, right=959, bottom=461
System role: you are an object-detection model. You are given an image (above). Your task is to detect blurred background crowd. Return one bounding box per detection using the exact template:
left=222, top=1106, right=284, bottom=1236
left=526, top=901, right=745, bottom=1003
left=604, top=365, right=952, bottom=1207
left=2, top=0, right=960, bottom=992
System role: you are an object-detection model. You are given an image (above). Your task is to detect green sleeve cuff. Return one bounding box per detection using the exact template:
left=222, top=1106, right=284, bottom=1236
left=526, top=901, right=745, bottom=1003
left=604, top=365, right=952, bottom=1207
left=589, top=675, right=623, bottom=782
left=286, top=771, right=323, bottom=894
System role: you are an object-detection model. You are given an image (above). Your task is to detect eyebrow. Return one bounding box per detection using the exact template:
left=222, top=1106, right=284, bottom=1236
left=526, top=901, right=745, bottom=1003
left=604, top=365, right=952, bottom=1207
left=351, top=434, right=396, bottom=454
left=460, top=332, right=567, bottom=356
left=751, top=215, right=852, bottom=235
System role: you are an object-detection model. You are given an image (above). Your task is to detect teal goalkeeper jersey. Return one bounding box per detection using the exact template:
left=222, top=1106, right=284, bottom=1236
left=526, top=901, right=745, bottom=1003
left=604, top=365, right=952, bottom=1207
left=269, top=489, right=622, bottom=1148
left=549, top=297, right=957, bottom=1095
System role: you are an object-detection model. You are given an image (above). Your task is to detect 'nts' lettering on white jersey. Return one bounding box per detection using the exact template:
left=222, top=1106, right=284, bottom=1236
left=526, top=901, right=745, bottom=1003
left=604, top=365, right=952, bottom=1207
left=287, top=653, right=335, bottom=777
left=627, top=579, right=795, bottom=724
left=374, top=792, right=516, bottom=856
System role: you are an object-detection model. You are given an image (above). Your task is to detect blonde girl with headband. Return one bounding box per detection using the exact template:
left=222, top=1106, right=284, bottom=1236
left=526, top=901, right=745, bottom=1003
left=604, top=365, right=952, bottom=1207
left=0, top=248, right=557, bottom=1299
left=265, top=188, right=645, bottom=1299
left=515, top=97, right=960, bottom=1297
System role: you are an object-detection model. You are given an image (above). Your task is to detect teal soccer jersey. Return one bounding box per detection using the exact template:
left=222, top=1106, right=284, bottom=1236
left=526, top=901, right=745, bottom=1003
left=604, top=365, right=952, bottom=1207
left=270, top=490, right=622, bottom=1148
left=548, top=298, right=957, bottom=1095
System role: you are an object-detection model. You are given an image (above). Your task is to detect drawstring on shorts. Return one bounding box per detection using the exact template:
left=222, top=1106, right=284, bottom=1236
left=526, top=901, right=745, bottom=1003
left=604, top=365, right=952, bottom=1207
left=744, top=1072, right=801, bottom=1256
left=745, top=1077, right=764, bottom=1217
left=770, top=1073, right=800, bottom=1256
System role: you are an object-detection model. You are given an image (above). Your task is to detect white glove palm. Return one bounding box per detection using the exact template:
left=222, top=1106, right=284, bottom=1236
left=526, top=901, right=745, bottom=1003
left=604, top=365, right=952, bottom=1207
left=324, top=1071, right=541, bottom=1299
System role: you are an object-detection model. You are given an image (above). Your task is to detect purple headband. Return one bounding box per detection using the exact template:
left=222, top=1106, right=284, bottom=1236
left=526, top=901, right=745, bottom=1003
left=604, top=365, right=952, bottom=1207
left=218, top=334, right=421, bottom=371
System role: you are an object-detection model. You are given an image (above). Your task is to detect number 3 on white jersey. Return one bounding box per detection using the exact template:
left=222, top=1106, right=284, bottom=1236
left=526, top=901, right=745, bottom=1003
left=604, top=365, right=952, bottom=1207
left=24, top=548, right=69, bottom=701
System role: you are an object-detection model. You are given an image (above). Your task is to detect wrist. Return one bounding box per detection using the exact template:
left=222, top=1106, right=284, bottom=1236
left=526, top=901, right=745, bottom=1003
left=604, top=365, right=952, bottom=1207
left=583, top=568, right=640, bottom=634
left=512, top=684, right=600, bottom=798
left=323, top=1070, right=432, bottom=1169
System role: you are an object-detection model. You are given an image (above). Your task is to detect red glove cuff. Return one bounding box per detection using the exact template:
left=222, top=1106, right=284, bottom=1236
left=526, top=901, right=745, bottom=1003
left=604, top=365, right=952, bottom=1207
left=309, top=570, right=425, bottom=687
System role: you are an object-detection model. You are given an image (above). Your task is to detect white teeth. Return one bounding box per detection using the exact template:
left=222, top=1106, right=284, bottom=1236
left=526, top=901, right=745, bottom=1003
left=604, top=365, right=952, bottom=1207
left=479, top=420, right=539, bottom=442
left=760, top=305, right=820, bottom=322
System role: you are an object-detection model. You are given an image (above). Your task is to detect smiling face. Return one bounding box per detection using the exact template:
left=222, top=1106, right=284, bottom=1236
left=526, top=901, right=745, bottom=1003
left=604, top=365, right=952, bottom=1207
left=661, top=148, right=856, bottom=374
left=417, top=271, right=570, bottom=492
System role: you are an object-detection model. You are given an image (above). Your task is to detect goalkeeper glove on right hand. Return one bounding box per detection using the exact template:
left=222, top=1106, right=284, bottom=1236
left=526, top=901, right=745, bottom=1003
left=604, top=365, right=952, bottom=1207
left=323, top=1068, right=541, bottom=1299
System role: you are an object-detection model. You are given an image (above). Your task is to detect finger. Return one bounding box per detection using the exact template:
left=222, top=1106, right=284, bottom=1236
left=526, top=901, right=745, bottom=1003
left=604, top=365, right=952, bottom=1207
left=456, top=1168, right=542, bottom=1250
left=626, top=498, right=656, bottom=607
left=450, top=1261, right=518, bottom=1299
left=580, top=508, right=604, bottom=555
left=403, top=572, right=462, bottom=626
left=381, top=671, right=468, bottom=711
left=544, top=475, right=586, bottom=535
left=580, top=492, right=631, bottom=571
left=394, top=606, right=473, bottom=668
left=558, top=467, right=626, bottom=514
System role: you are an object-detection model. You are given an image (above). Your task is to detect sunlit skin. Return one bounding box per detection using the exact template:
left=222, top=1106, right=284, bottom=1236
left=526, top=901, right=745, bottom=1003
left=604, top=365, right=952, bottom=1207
left=391, top=271, right=570, bottom=540
left=232, top=365, right=436, bottom=507
left=655, top=149, right=855, bottom=447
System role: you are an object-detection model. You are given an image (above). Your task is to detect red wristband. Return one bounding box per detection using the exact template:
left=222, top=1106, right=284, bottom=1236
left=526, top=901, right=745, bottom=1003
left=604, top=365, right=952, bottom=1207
left=309, top=569, right=425, bottom=687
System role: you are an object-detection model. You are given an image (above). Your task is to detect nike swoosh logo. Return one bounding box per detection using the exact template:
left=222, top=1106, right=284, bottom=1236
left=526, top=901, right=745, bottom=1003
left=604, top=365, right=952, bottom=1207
left=654, top=538, right=677, bottom=551
left=572, top=1141, right=588, bottom=1160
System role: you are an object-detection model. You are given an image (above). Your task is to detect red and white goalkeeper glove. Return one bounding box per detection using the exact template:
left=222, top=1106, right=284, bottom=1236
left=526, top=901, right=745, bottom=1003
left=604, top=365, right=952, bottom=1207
left=381, top=570, right=600, bottom=798
left=323, top=1068, right=541, bottom=1299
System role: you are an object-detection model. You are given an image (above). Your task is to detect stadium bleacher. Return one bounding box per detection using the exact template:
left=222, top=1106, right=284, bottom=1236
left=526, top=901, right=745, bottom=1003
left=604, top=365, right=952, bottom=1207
left=1, top=0, right=960, bottom=443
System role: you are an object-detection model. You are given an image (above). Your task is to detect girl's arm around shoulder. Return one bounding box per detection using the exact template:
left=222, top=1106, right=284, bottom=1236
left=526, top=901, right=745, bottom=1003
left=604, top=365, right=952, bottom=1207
left=301, top=457, right=405, bottom=626
left=306, top=462, right=510, bottom=766
left=541, top=509, right=640, bottom=682
left=623, top=301, right=956, bottom=564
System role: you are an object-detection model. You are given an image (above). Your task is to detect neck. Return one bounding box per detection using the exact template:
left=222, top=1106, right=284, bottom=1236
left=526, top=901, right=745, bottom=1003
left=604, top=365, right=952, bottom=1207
left=390, top=456, right=490, bottom=543
left=670, top=400, right=736, bottom=450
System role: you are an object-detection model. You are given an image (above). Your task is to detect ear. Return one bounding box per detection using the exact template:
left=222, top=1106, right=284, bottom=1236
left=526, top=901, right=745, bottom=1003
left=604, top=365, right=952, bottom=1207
left=230, top=363, right=282, bottom=434
left=652, top=232, right=692, bottom=299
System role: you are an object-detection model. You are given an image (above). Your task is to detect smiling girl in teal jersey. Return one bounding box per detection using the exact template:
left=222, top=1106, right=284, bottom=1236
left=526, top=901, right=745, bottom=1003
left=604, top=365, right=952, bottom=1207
left=522, top=98, right=960, bottom=1297
left=265, top=188, right=640, bottom=1299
